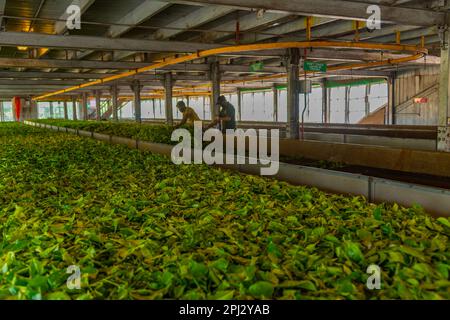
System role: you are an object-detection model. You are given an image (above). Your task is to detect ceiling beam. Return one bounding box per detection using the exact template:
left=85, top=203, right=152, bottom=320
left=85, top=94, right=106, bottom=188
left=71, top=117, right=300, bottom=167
left=153, top=5, right=234, bottom=40
left=0, top=31, right=220, bottom=53
left=0, top=57, right=286, bottom=72
left=403, top=35, right=440, bottom=45
left=339, top=24, right=417, bottom=41
left=0, top=74, right=216, bottom=83
left=0, top=80, right=166, bottom=86
left=0, top=57, right=151, bottom=69
left=324, top=69, right=391, bottom=77
left=236, top=16, right=335, bottom=43
left=299, top=49, right=440, bottom=64
left=190, top=11, right=292, bottom=43
left=0, top=31, right=282, bottom=58
left=109, top=1, right=171, bottom=38
left=0, top=71, right=213, bottom=80
left=72, top=1, right=172, bottom=61
left=0, top=68, right=392, bottom=82
left=163, top=0, right=445, bottom=27
left=367, top=26, right=437, bottom=43
left=111, top=5, right=235, bottom=62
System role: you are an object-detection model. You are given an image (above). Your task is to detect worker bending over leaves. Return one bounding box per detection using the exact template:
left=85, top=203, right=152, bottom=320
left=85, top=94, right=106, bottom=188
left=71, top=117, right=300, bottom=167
left=174, top=101, right=201, bottom=129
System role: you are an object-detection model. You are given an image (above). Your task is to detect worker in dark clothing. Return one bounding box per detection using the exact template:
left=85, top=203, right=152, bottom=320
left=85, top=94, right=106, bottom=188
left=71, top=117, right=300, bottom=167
left=206, top=95, right=236, bottom=133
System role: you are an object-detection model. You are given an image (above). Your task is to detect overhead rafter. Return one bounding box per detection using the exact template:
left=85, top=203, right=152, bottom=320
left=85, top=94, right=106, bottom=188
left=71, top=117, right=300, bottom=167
left=112, top=4, right=236, bottom=62
left=72, top=1, right=172, bottom=61
left=235, top=16, right=336, bottom=44
left=0, top=31, right=220, bottom=53
left=339, top=24, right=417, bottom=41
left=188, top=11, right=293, bottom=43
left=368, top=26, right=438, bottom=44
left=0, top=57, right=285, bottom=72
left=0, top=31, right=284, bottom=57
left=162, top=0, right=445, bottom=27
left=153, top=5, right=234, bottom=40
left=109, top=1, right=171, bottom=38
left=0, top=68, right=393, bottom=82
left=0, top=71, right=208, bottom=81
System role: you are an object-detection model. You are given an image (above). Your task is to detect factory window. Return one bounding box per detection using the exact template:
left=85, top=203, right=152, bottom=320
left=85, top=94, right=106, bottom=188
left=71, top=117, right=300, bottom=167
left=228, top=94, right=239, bottom=111
left=68, top=102, right=76, bottom=120
left=369, top=82, right=388, bottom=113
left=263, top=91, right=275, bottom=121
left=203, top=96, right=212, bottom=120
left=52, top=102, right=65, bottom=119
left=277, top=89, right=287, bottom=122
left=330, top=87, right=346, bottom=123
left=301, top=86, right=322, bottom=123
left=120, top=101, right=133, bottom=119
left=155, top=99, right=165, bottom=119
left=141, top=100, right=155, bottom=119
left=1, top=101, right=13, bottom=122
left=38, top=102, right=51, bottom=119
left=240, top=91, right=275, bottom=122
left=189, top=96, right=207, bottom=120
left=241, top=92, right=253, bottom=121
left=349, top=85, right=367, bottom=124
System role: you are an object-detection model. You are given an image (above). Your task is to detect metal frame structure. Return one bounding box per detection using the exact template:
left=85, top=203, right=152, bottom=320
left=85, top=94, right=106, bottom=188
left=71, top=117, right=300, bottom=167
left=0, top=0, right=448, bottom=149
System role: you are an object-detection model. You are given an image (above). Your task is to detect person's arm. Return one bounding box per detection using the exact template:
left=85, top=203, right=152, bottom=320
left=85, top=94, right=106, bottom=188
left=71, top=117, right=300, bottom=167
left=205, top=117, right=220, bottom=130
left=205, top=105, right=232, bottom=129
left=174, top=112, right=188, bottom=129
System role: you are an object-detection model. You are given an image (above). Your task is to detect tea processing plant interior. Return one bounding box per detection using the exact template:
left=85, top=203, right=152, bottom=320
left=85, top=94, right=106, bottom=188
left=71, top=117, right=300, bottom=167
left=0, top=0, right=449, bottom=302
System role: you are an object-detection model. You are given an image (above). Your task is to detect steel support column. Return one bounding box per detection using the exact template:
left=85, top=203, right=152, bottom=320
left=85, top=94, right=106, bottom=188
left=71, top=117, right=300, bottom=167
left=202, top=96, right=206, bottom=120
left=152, top=99, right=156, bottom=119
left=131, top=80, right=142, bottom=123
left=365, top=84, right=371, bottom=117
left=439, top=24, right=450, bottom=152
left=95, top=90, right=101, bottom=121
left=0, top=101, right=4, bottom=122
left=32, top=99, right=39, bottom=119
left=49, top=102, right=54, bottom=119
left=72, top=97, right=77, bottom=120
left=286, top=48, right=300, bottom=139
left=273, top=85, right=278, bottom=123
left=210, top=59, right=221, bottom=119
left=237, top=88, right=242, bottom=122
left=387, top=76, right=396, bottom=125
left=321, top=79, right=329, bottom=124
left=111, top=84, right=119, bottom=122
left=164, top=73, right=174, bottom=125
left=63, top=100, right=68, bottom=120
left=345, top=86, right=350, bottom=124
left=82, top=92, right=88, bottom=120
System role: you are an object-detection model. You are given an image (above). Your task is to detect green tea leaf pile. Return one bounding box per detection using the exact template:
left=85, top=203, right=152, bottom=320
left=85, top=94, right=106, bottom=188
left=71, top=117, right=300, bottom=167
left=0, top=123, right=448, bottom=300
left=33, top=120, right=349, bottom=169
left=35, top=119, right=190, bottom=145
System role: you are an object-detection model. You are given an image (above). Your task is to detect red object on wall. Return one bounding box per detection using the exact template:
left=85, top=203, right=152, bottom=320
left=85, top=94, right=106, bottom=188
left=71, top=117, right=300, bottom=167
left=414, top=97, right=429, bottom=104
left=13, top=97, right=21, bottom=121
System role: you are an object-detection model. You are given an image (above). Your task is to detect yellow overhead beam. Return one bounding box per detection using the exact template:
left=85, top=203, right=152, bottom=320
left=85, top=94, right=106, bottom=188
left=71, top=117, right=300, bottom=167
left=33, top=41, right=428, bottom=101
